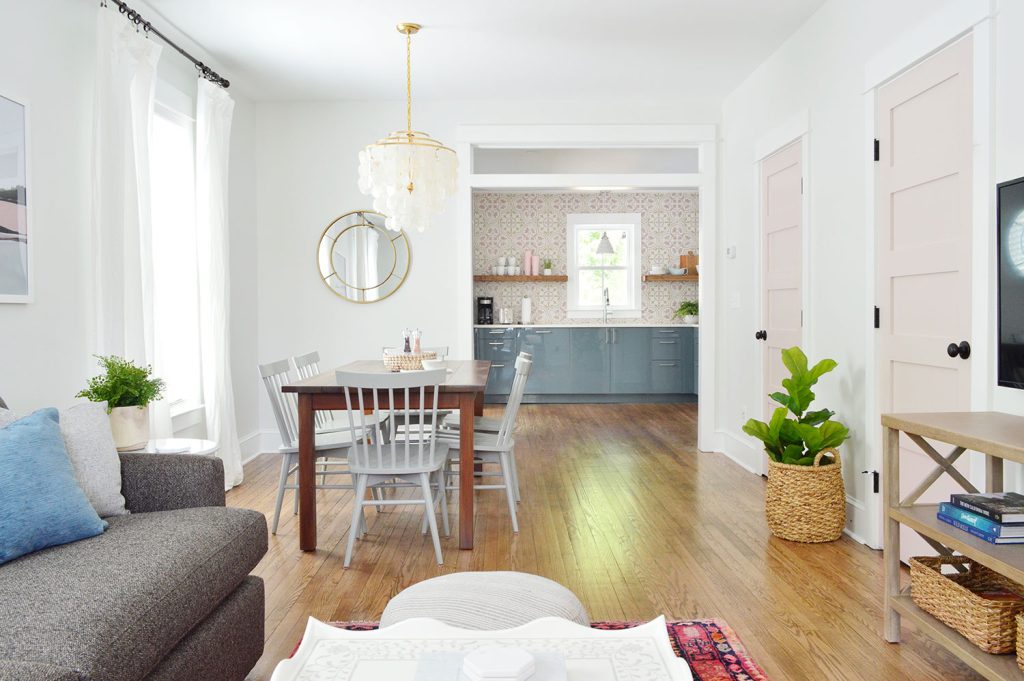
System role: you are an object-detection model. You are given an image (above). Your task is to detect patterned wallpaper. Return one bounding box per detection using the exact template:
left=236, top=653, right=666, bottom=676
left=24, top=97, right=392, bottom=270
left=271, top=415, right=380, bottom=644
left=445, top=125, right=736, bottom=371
left=473, top=191, right=699, bottom=324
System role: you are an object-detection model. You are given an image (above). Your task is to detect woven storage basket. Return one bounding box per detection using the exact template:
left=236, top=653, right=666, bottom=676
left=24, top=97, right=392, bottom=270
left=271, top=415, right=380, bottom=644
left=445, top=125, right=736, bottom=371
left=382, top=351, right=437, bottom=372
left=764, top=447, right=845, bottom=543
left=910, top=555, right=1024, bottom=654
left=1017, top=613, right=1024, bottom=670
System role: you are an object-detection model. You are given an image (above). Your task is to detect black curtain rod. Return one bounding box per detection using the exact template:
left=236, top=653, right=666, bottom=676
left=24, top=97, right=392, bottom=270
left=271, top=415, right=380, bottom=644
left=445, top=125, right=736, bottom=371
left=104, top=0, right=230, bottom=89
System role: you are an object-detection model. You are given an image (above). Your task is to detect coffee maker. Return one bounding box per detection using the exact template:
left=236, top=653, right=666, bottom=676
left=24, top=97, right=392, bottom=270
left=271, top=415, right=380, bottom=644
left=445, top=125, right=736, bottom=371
left=477, top=296, right=494, bottom=325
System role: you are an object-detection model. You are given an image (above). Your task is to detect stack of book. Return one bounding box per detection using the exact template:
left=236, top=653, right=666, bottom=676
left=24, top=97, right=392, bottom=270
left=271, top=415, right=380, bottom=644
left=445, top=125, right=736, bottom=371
left=937, top=492, right=1024, bottom=545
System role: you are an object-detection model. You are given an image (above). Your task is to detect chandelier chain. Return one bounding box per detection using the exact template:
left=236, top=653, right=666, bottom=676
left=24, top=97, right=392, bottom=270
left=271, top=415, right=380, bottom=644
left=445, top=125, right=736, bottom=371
left=405, top=30, right=412, bottom=134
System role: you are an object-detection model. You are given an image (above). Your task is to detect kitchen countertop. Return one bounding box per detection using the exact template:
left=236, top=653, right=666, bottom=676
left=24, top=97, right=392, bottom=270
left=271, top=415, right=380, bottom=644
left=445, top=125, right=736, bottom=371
left=474, top=323, right=699, bottom=328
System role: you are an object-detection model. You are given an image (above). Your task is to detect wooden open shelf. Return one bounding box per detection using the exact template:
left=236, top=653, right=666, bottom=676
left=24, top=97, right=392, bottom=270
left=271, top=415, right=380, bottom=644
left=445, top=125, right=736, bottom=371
left=890, top=591, right=1022, bottom=680
left=474, top=275, right=568, bottom=283
left=642, top=274, right=699, bottom=282
left=883, top=411, right=1024, bottom=680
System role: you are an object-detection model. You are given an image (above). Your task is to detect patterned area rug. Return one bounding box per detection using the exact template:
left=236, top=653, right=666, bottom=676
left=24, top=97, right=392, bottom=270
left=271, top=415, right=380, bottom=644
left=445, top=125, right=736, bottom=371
left=313, top=619, right=769, bottom=681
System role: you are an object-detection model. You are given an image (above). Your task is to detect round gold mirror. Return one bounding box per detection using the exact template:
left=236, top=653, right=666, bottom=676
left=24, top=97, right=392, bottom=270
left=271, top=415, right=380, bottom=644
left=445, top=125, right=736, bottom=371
left=316, top=210, right=411, bottom=303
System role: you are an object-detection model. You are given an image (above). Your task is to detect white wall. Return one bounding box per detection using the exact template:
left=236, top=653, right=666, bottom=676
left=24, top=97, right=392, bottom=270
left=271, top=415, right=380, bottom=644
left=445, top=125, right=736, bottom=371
left=717, top=0, right=1024, bottom=541
left=0, top=0, right=96, bottom=409
left=0, top=0, right=261, bottom=450
left=252, top=98, right=718, bottom=437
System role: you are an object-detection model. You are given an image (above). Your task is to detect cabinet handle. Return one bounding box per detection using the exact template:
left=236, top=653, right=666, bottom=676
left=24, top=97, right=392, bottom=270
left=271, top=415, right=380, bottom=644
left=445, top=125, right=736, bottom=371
left=658, top=340, right=677, bottom=344
left=655, top=330, right=677, bottom=334
left=489, top=330, right=506, bottom=335
left=488, top=341, right=504, bottom=346
left=491, top=364, right=505, bottom=368
left=534, top=330, right=552, bottom=334
left=658, top=362, right=678, bottom=367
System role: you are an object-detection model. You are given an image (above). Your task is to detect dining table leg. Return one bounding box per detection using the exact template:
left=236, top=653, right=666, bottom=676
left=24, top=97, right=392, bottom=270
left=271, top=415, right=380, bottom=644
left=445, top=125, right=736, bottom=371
left=459, top=392, right=477, bottom=549
left=298, top=393, right=317, bottom=551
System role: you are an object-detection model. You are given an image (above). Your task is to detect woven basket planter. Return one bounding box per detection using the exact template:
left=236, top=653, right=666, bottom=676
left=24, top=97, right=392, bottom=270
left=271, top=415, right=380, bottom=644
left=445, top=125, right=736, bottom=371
left=910, top=556, right=1024, bottom=654
left=1016, top=613, right=1024, bottom=669
left=765, top=447, right=846, bottom=543
left=382, top=351, right=437, bottom=372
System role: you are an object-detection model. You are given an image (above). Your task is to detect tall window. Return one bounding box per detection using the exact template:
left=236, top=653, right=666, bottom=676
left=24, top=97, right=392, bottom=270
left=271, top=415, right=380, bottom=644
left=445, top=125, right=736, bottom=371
left=567, top=213, right=641, bottom=318
left=150, top=96, right=202, bottom=410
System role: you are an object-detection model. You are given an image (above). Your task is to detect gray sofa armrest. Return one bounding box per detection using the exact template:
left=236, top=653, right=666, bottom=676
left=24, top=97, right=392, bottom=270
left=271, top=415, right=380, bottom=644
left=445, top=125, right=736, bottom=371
left=0, top=660, right=82, bottom=681
left=119, top=453, right=226, bottom=513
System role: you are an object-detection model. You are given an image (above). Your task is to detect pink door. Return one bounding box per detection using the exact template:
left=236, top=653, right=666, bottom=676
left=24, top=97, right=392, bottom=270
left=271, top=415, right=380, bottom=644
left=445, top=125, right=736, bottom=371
left=876, top=36, right=973, bottom=562
left=761, top=141, right=803, bottom=438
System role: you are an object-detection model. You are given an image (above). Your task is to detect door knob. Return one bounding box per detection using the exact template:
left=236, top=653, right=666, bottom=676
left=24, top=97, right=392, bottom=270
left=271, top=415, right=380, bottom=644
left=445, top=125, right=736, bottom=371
left=755, top=330, right=767, bottom=341
left=946, top=341, right=971, bottom=360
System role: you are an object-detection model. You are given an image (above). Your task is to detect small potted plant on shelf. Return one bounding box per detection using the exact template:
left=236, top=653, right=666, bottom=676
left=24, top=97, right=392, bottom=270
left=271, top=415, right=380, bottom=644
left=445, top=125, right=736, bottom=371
left=543, top=259, right=553, bottom=276
left=742, top=346, right=850, bottom=542
left=674, top=300, right=699, bottom=325
left=77, top=355, right=166, bottom=452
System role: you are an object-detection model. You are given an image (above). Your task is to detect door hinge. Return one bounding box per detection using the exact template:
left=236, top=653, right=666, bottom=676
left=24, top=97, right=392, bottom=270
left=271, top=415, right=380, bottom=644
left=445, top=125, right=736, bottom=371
left=862, top=470, right=880, bottom=494
left=873, top=138, right=880, bottom=162
left=873, top=306, right=880, bottom=329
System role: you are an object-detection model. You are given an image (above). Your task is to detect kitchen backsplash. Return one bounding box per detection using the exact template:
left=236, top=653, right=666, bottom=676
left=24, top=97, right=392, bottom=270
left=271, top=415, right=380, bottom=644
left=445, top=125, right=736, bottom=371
left=473, top=191, right=699, bottom=324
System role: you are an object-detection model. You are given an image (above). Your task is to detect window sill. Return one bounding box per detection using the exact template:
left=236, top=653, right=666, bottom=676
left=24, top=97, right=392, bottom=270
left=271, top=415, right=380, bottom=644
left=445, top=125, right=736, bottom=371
left=170, top=401, right=204, bottom=431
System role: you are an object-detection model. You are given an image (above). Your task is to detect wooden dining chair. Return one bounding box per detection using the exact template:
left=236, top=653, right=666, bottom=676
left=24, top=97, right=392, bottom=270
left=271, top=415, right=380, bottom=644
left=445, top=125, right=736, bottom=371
left=441, top=352, right=532, bottom=434
left=258, top=359, right=373, bottom=535
left=439, top=352, right=531, bottom=502
left=292, top=350, right=389, bottom=436
left=337, top=368, right=451, bottom=567
left=438, top=357, right=532, bottom=532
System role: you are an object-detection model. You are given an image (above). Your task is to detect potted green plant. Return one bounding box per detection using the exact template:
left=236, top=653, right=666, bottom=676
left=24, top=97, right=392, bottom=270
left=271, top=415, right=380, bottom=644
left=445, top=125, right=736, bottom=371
left=542, top=259, right=553, bottom=276
left=741, top=346, right=850, bottom=542
left=77, top=355, right=165, bottom=451
left=674, top=300, right=699, bottom=324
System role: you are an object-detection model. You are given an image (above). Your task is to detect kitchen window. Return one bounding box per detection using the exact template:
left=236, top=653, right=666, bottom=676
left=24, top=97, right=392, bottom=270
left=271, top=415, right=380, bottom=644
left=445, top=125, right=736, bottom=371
left=150, top=86, right=202, bottom=412
left=566, top=213, right=641, bottom=318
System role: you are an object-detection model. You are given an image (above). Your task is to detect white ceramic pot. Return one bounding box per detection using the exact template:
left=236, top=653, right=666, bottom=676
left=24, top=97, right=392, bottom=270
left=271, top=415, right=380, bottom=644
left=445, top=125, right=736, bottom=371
left=109, top=406, right=150, bottom=451
left=543, top=268, right=552, bottom=276
left=682, top=315, right=699, bottom=325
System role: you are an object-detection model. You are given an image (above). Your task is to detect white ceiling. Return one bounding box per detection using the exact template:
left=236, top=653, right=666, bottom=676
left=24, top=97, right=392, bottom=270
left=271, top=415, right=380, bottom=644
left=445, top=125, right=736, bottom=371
left=146, top=0, right=826, bottom=102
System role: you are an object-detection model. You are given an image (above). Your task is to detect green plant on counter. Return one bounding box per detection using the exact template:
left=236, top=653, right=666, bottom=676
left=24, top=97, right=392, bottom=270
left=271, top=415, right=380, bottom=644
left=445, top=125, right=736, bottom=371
left=543, top=259, right=553, bottom=269
left=77, top=355, right=166, bottom=412
left=741, top=346, right=849, bottom=465
left=673, top=300, right=699, bottom=318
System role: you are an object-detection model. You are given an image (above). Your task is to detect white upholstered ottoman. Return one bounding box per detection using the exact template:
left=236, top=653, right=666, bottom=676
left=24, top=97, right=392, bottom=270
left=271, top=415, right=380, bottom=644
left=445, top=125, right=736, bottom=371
left=380, top=571, right=591, bottom=629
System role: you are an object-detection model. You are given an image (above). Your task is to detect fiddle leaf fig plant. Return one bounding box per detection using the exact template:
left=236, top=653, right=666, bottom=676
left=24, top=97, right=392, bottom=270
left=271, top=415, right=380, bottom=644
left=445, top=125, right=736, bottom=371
left=742, top=346, right=849, bottom=465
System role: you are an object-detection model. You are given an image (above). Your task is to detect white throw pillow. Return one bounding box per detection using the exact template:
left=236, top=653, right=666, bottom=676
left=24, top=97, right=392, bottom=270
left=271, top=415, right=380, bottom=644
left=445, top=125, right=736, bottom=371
left=0, top=403, right=128, bottom=517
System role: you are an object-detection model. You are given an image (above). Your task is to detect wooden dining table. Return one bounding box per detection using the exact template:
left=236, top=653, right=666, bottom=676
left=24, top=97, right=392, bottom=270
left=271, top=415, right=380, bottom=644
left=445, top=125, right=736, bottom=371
left=281, top=359, right=491, bottom=551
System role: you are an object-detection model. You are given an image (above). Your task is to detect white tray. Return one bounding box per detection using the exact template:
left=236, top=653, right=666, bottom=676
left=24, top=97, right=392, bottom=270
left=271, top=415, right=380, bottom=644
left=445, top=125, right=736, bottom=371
left=271, top=616, right=693, bottom=681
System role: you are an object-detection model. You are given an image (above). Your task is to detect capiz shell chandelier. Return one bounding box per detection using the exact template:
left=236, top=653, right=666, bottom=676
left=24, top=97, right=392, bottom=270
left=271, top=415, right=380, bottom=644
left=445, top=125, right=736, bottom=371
left=358, top=23, right=457, bottom=234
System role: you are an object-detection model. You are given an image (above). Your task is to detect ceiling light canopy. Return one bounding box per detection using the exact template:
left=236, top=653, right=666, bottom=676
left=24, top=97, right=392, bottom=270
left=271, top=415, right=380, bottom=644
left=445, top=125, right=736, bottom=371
left=357, top=22, right=457, bottom=233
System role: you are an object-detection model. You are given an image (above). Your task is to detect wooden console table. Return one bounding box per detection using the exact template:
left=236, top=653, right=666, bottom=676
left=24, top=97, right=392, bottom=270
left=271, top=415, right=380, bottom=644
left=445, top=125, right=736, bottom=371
left=883, top=411, right=1024, bottom=680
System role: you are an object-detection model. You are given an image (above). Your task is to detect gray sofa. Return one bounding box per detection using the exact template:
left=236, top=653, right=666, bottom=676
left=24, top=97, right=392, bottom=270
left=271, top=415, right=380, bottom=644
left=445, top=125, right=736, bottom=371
left=0, top=452, right=268, bottom=681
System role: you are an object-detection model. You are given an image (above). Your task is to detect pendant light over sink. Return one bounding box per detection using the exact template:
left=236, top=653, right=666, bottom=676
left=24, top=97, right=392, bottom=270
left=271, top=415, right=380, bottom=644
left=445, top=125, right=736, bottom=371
left=357, top=23, right=457, bottom=234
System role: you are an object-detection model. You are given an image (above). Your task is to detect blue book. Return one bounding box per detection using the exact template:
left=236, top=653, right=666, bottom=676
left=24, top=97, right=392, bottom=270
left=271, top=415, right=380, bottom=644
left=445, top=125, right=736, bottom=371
left=937, top=513, right=1024, bottom=544
left=939, top=503, right=1024, bottom=538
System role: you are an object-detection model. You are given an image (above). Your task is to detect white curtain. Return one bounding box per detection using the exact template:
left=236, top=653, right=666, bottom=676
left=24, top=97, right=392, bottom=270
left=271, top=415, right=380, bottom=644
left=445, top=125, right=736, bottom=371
left=196, top=79, right=243, bottom=489
left=91, top=9, right=172, bottom=437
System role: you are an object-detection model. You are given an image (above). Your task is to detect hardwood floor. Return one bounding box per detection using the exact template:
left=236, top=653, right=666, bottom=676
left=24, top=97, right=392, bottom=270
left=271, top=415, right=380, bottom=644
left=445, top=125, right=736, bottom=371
left=231, top=403, right=982, bottom=680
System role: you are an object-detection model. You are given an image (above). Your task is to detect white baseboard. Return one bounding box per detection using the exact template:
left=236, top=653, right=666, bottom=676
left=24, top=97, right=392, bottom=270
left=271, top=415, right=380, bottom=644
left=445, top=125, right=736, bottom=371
left=717, top=429, right=764, bottom=475
left=239, top=430, right=262, bottom=465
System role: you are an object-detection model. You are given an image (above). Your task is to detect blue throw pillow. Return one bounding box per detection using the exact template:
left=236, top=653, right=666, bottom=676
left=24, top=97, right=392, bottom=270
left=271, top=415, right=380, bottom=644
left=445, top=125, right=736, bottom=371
left=0, top=408, right=107, bottom=564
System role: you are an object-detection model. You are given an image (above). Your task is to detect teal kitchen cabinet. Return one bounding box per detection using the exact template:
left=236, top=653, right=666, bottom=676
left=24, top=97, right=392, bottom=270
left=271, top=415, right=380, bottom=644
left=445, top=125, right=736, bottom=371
left=518, top=327, right=571, bottom=395
left=570, top=328, right=610, bottom=394
left=609, top=327, right=652, bottom=394
left=475, top=327, right=518, bottom=396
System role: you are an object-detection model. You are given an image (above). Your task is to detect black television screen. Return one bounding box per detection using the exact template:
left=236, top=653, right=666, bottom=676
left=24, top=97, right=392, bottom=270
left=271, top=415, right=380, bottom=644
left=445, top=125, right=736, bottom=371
left=999, top=177, right=1024, bottom=390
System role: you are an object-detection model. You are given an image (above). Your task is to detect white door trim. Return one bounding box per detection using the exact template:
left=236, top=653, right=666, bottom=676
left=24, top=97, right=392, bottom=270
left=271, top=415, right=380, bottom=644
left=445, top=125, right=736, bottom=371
left=862, top=16, right=994, bottom=551
left=752, top=127, right=810, bottom=476
left=455, top=124, right=719, bottom=453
